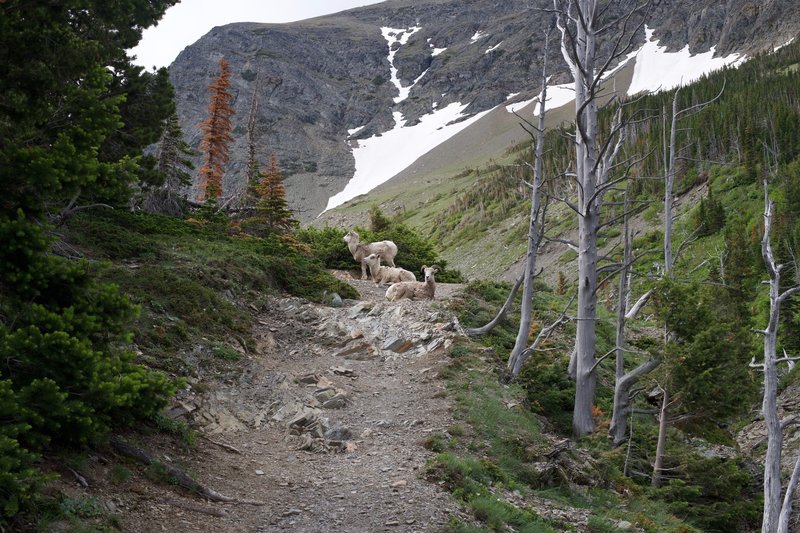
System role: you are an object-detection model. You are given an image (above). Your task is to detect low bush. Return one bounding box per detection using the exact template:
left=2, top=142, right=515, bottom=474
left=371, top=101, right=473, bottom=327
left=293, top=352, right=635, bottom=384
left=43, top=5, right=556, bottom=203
left=297, top=222, right=464, bottom=282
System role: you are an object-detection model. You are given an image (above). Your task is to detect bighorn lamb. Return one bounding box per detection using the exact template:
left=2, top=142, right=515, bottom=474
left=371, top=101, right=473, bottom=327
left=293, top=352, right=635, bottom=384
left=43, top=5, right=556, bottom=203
left=343, top=230, right=398, bottom=280
left=385, top=265, right=440, bottom=301
left=363, top=253, right=416, bottom=286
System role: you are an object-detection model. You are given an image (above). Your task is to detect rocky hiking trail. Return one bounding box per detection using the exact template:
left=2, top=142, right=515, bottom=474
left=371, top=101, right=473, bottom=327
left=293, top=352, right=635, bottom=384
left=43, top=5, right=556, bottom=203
left=108, top=274, right=474, bottom=532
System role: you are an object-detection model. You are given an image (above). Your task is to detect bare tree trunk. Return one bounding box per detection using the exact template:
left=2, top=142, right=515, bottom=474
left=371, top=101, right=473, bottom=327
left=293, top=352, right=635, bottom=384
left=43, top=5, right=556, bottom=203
left=615, top=190, right=633, bottom=383
left=652, top=82, right=727, bottom=483
left=465, top=275, right=523, bottom=337
left=507, top=30, right=551, bottom=379
left=778, top=455, right=800, bottom=533
left=610, top=359, right=660, bottom=446
left=651, top=387, right=669, bottom=487
left=759, top=183, right=800, bottom=533
left=664, top=89, right=679, bottom=274
left=556, top=0, right=600, bottom=438
left=608, top=208, right=657, bottom=445
left=555, top=0, right=642, bottom=437
left=510, top=294, right=575, bottom=380
left=609, top=202, right=659, bottom=446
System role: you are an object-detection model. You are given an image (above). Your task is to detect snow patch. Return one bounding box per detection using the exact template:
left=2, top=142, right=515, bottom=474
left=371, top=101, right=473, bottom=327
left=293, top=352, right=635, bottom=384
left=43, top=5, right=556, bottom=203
left=485, top=41, right=503, bottom=54
left=348, top=126, right=366, bottom=137
left=775, top=37, right=795, bottom=52
left=324, top=103, right=494, bottom=212
left=470, top=31, right=486, bottom=43
left=505, top=83, right=574, bottom=115
left=428, top=37, right=447, bottom=57
left=382, top=26, right=423, bottom=104
left=627, top=26, right=744, bottom=96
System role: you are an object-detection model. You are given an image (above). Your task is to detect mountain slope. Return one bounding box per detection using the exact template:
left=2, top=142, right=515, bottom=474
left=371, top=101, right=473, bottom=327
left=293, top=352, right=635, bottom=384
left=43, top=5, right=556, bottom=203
left=168, top=0, right=800, bottom=221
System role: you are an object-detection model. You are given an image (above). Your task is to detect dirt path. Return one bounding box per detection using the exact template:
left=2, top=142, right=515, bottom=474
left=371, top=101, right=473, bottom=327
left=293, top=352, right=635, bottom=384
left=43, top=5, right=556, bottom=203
left=105, top=275, right=471, bottom=532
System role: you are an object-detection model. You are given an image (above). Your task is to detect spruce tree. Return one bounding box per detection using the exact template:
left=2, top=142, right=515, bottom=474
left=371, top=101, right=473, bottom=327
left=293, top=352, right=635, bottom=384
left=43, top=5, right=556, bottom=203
left=248, top=154, right=297, bottom=234
left=197, top=58, right=235, bottom=201
left=141, top=111, right=194, bottom=215
left=0, top=0, right=178, bottom=522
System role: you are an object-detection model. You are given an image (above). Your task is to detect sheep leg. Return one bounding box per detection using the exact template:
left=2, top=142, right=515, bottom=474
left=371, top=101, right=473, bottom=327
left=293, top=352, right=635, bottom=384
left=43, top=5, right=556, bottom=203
left=361, top=261, right=368, bottom=280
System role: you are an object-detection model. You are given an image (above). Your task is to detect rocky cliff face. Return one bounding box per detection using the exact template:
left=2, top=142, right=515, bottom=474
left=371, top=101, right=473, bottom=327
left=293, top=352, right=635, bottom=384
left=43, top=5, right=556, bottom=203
left=168, top=0, right=800, bottom=220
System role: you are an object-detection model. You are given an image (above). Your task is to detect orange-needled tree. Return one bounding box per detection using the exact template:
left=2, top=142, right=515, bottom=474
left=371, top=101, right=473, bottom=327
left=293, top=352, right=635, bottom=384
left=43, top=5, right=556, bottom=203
left=197, top=58, right=235, bottom=201
left=249, top=154, right=297, bottom=234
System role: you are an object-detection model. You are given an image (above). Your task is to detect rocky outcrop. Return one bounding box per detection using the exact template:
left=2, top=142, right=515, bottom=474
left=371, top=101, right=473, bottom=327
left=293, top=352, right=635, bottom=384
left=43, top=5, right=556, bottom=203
left=168, top=0, right=800, bottom=220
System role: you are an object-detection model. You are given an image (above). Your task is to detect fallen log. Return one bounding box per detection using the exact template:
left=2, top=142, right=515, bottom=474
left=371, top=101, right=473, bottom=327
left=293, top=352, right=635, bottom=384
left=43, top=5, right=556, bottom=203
left=110, top=436, right=265, bottom=505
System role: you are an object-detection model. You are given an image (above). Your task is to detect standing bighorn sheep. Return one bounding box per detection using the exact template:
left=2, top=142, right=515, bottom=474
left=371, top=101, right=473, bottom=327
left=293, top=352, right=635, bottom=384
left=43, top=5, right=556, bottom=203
left=362, top=253, right=416, bottom=286
left=343, top=230, right=398, bottom=280
left=385, top=265, right=440, bottom=301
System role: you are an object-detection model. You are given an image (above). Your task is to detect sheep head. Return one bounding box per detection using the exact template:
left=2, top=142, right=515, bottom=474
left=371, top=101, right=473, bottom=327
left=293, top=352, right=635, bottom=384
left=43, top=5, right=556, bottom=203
left=363, top=253, right=381, bottom=266
left=421, top=265, right=440, bottom=281
left=343, top=230, right=358, bottom=244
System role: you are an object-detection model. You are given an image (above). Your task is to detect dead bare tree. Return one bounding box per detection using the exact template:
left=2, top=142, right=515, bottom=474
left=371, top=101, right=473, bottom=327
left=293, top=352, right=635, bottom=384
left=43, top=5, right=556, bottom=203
left=464, top=275, right=523, bottom=337
left=553, top=0, right=649, bottom=437
left=663, top=83, right=725, bottom=273
left=752, top=181, right=800, bottom=533
left=609, top=187, right=660, bottom=446
left=505, top=29, right=552, bottom=381
left=651, top=81, right=725, bottom=485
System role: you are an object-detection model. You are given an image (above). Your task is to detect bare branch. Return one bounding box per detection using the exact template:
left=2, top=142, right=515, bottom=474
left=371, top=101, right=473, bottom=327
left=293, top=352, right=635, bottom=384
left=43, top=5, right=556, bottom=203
left=544, top=235, right=579, bottom=253
left=590, top=348, right=616, bottom=373
left=465, top=275, right=524, bottom=337
left=625, top=289, right=653, bottom=320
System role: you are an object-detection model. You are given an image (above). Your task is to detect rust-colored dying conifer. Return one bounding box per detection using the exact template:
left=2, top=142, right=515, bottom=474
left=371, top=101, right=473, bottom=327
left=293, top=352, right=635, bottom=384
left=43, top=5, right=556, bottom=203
left=253, top=154, right=296, bottom=232
left=197, top=58, right=235, bottom=201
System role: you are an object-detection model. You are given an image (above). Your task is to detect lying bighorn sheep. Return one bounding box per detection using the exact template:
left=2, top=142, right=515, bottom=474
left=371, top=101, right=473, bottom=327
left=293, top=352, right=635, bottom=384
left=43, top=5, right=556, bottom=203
left=343, top=230, right=398, bottom=280
left=385, top=265, right=440, bottom=301
left=362, top=253, right=416, bottom=286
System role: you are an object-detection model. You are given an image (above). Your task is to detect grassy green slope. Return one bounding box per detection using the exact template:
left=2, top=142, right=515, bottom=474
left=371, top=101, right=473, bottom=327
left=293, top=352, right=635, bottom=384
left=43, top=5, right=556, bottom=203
left=65, top=210, right=357, bottom=375
left=315, top=62, right=635, bottom=281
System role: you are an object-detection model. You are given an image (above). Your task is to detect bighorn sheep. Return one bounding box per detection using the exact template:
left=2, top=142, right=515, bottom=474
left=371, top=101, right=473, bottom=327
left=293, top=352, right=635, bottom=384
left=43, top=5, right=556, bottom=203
left=385, top=265, right=440, bottom=301
left=343, top=230, right=398, bottom=280
left=362, top=253, right=416, bottom=286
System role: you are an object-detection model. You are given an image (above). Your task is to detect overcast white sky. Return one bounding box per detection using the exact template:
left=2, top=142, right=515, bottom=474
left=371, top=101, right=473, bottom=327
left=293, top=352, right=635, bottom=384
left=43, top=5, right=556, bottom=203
left=130, top=0, right=386, bottom=70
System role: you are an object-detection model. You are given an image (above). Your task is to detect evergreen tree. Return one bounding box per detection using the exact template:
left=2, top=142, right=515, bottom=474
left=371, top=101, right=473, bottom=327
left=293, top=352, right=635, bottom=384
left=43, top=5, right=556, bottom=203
left=369, top=205, right=392, bottom=232
left=244, top=73, right=263, bottom=214
left=247, top=154, right=296, bottom=234
left=197, top=58, right=235, bottom=201
left=653, top=279, right=757, bottom=434
left=158, top=112, right=195, bottom=188
left=693, top=189, right=726, bottom=236
left=0, top=0, right=178, bottom=522
left=141, top=111, right=194, bottom=215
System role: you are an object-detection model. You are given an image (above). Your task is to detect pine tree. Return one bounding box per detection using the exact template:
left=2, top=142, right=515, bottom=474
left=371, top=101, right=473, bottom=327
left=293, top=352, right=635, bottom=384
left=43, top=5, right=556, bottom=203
left=141, top=111, right=194, bottom=215
left=244, top=73, right=263, bottom=213
left=249, top=154, right=296, bottom=233
left=197, top=58, right=235, bottom=202
left=158, top=112, right=194, bottom=187
left=0, top=0, right=178, bottom=522
left=694, top=189, right=726, bottom=236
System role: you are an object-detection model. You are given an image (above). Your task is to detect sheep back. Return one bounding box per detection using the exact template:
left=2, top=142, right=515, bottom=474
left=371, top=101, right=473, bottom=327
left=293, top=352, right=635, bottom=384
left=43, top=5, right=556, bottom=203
left=358, top=240, right=398, bottom=265
left=385, top=280, right=434, bottom=301
left=375, top=266, right=416, bottom=285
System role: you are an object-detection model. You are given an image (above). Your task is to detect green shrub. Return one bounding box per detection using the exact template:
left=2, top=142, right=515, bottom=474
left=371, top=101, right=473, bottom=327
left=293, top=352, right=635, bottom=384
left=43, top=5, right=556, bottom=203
left=651, top=456, right=761, bottom=532
left=0, top=213, right=175, bottom=524
left=59, top=496, right=105, bottom=519
left=109, top=465, right=132, bottom=485
left=297, top=222, right=464, bottom=282
left=519, top=354, right=575, bottom=435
